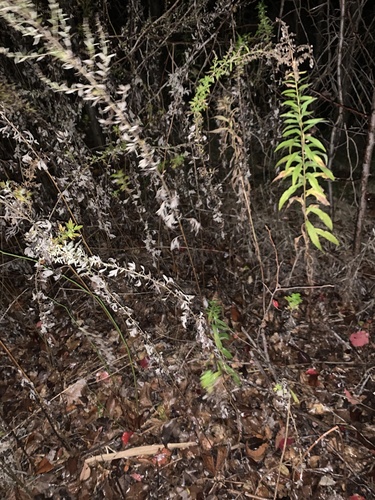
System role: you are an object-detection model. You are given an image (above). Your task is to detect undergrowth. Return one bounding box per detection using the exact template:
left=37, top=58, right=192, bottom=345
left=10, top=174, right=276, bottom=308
left=0, top=0, right=334, bottom=425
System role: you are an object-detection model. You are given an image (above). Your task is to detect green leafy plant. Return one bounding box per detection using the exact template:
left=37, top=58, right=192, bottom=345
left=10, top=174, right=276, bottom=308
left=274, top=64, right=339, bottom=252
left=158, top=154, right=185, bottom=174
left=190, top=1, right=273, bottom=127
left=285, top=292, right=302, bottom=310
left=200, top=300, right=240, bottom=393
left=111, top=169, right=130, bottom=195
left=55, top=218, right=83, bottom=243
left=255, top=0, right=273, bottom=42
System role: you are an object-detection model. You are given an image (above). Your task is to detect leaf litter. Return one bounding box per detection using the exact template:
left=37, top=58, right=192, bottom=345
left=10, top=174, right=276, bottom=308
left=1, top=197, right=375, bottom=500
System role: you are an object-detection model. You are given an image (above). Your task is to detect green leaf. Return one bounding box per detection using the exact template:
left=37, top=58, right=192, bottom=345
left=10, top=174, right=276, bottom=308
left=283, top=100, right=299, bottom=110
left=303, top=119, right=325, bottom=133
left=221, top=363, right=241, bottom=385
left=306, top=173, right=324, bottom=193
left=292, top=163, right=302, bottom=185
left=275, top=138, right=301, bottom=151
left=306, top=205, right=333, bottom=230
left=318, top=165, right=335, bottom=180
left=285, top=152, right=302, bottom=170
left=281, top=113, right=299, bottom=121
left=200, top=370, right=221, bottom=392
left=305, top=219, right=322, bottom=250
left=221, top=347, right=233, bottom=359
left=279, top=183, right=301, bottom=210
left=315, top=228, right=339, bottom=245
left=283, top=127, right=302, bottom=137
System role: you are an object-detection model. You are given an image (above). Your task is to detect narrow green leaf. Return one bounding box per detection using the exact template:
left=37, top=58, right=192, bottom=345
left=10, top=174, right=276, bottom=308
left=284, top=100, right=299, bottom=110
left=279, top=183, right=301, bottom=210
left=306, top=173, right=324, bottom=193
left=221, top=348, right=233, bottom=359
left=283, top=128, right=302, bottom=137
left=318, top=165, right=335, bottom=180
left=305, top=219, right=322, bottom=250
left=285, top=152, right=302, bottom=170
left=292, top=163, right=302, bottom=185
left=303, top=118, right=325, bottom=129
left=283, top=118, right=300, bottom=125
left=315, top=228, right=339, bottom=246
left=306, top=205, right=333, bottom=230
left=304, top=135, right=326, bottom=150
left=275, top=138, right=300, bottom=151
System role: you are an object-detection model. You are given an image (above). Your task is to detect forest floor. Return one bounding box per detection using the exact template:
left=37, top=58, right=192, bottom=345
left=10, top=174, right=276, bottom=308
left=1, top=189, right=374, bottom=500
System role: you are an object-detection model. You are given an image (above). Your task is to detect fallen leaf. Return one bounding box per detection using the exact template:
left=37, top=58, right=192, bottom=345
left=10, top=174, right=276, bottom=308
left=306, top=368, right=319, bottom=376
left=80, top=462, right=91, bottom=481
left=277, top=437, right=294, bottom=450
left=319, top=475, right=335, bottom=486
left=350, top=330, right=369, bottom=347
left=96, top=371, right=111, bottom=383
left=230, top=304, right=241, bottom=322
left=275, top=428, right=294, bottom=451
left=138, top=356, right=149, bottom=369
left=121, top=431, right=134, bottom=446
left=272, top=299, right=280, bottom=309
left=130, top=473, right=143, bottom=482
left=344, top=389, right=363, bottom=405
left=152, top=447, right=172, bottom=466
left=245, top=442, right=268, bottom=462
left=348, top=495, right=366, bottom=500
left=36, top=456, right=54, bottom=474
left=64, top=378, right=87, bottom=406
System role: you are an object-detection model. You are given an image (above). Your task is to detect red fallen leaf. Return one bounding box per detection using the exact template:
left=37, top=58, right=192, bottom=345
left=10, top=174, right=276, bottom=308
left=96, top=371, right=111, bottom=383
left=277, top=437, right=295, bottom=450
left=305, top=368, right=319, bottom=387
left=152, top=447, right=172, bottom=466
left=131, top=473, right=143, bottom=482
left=350, top=330, right=369, bottom=347
left=138, top=357, right=149, bottom=369
left=121, top=431, right=134, bottom=446
left=272, top=299, right=280, bottom=309
left=348, top=495, right=366, bottom=500
left=306, top=368, right=319, bottom=376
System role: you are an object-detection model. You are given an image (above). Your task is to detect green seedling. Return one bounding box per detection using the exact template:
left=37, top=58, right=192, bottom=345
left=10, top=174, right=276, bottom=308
left=200, top=300, right=241, bottom=393
left=55, top=218, right=83, bottom=243
left=285, top=292, right=302, bottom=310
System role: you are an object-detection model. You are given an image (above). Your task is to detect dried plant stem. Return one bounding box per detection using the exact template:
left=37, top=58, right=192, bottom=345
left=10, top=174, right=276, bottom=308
left=85, top=441, right=196, bottom=465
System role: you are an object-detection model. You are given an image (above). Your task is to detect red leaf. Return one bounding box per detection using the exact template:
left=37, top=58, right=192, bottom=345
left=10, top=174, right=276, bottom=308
left=349, top=330, right=369, bottom=347
left=277, top=437, right=294, bottom=450
left=306, top=368, right=319, bottom=376
left=272, top=299, right=280, bottom=309
left=131, top=473, right=143, bottom=482
left=96, top=371, right=111, bottom=383
left=348, top=495, right=366, bottom=500
left=121, top=431, right=134, bottom=446
left=138, top=357, right=149, bottom=369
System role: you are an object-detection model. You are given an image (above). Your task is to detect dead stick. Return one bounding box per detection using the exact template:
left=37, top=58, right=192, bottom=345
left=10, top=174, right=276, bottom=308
left=85, top=441, right=196, bottom=465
